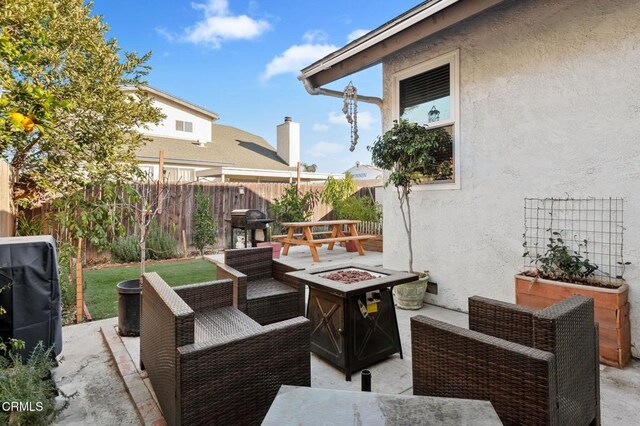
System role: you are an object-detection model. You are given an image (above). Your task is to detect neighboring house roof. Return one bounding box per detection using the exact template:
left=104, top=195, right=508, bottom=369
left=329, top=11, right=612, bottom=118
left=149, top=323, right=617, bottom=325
left=299, top=0, right=505, bottom=88
left=137, top=123, right=293, bottom=171
left=122, top=85, right=220, bottom=121
left=344, top=164, right=382, bottom=173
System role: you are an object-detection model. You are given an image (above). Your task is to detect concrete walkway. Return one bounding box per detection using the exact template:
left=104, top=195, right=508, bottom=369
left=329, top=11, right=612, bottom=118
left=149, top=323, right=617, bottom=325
left=206, top=244, right=383, bottom=270
left=54, top=309, right=640, bottom=425
left=53, top=318, right=141, bottom=426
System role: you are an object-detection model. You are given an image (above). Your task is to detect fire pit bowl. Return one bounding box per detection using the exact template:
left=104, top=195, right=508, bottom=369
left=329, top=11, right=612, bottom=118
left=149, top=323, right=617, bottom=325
left=320, top=268, right=382, bottom=284
left=286, top=264, right=417, bottom=380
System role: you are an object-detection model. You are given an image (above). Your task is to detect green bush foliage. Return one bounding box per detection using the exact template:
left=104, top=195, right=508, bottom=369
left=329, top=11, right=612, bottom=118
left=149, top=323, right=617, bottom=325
left=0, top=344, right=74, bottom=425
left=192, top=187, right=217, bottom=256
left=110, top=235, right=140, bottom=263
left=110, top=221, right=178, bottom=263
left=334, top=196, right=381, bottom=223
left=146, top=222, right=178, bottom=260
left=320, top=173, right=356, bottom=208
left=270, top=184, right=320, bottom=234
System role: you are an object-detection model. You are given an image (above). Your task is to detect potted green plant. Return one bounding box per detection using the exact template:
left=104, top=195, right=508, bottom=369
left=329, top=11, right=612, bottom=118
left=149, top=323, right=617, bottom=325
left=518, top=230, right=631, bottom=367
left=369, top=120, right=452, bottom=309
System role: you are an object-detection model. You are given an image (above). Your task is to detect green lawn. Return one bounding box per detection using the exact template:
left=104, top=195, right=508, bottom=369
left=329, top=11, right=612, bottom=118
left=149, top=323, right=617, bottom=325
left=84, top=259, right=217, bottom=320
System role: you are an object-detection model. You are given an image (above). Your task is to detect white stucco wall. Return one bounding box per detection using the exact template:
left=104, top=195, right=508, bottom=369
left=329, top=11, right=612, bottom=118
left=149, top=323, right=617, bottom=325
left=381, top=0, right=640, bottom=357
left=143, top=96, right=213, bottom=142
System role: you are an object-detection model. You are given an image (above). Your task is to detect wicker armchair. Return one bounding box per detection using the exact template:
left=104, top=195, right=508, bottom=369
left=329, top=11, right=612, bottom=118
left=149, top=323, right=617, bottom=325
left=411, top=295, right=600, bottom=426
left=140, top=272, right=311, bottom=426
left=214, top=246, right=304, bottom=325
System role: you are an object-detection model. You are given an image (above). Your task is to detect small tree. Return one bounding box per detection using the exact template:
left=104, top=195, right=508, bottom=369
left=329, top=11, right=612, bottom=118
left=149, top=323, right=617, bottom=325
left=320, top=173, right=356, bottom=211
left=0, top=0, right=163, bottom=207
left=270, top=183, right=320, bottom=234
left=115, top=177, right=170, bottom=278
left=368, top=120, right=452, bottom=273
left=192, top=187, right=217, bottom=256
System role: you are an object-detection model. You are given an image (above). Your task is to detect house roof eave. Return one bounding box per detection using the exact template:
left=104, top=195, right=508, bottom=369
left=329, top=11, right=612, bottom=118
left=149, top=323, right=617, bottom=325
left=123, top=85, right=220, bottom=121
left=299, top=0, right=506, bottom=88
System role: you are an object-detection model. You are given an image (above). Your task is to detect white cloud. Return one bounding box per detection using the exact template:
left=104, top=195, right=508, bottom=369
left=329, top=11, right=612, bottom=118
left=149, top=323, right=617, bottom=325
left=307, top=141, right=345, bottom=158
left=156, top=27, right=177, bottom=42
left=347, top=29, right=369, bottom=42
left=182, top=0, right=270, bottom=48
left=327, top=110, right=375, bottom=130
left=303, top=29, right=328, bottom=44
left=262, top=43, right=337, bottom=80
left=312, top=123, right=329, bottom=132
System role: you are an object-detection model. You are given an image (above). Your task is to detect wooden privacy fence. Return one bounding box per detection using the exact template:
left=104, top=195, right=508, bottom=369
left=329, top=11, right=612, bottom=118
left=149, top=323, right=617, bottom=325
left=29, top=181, right=382, bottom=261
left=0, top=160, right=15, bottom=237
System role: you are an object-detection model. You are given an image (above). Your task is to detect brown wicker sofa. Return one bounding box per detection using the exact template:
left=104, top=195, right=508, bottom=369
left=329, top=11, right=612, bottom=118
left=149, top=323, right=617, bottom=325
left=214, top=246, right=304, bottom=325
left=411, top=295, right=600, bottom=426
left=140, top=272, right=311, bottom=426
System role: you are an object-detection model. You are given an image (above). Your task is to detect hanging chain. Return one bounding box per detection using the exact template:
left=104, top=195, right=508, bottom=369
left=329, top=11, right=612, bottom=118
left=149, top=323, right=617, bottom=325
left=342, top=81, right=358, bottom=152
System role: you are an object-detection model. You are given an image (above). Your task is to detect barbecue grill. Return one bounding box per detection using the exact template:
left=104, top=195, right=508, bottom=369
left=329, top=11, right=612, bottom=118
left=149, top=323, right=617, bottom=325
left=226, top=209, right=274, bottom=247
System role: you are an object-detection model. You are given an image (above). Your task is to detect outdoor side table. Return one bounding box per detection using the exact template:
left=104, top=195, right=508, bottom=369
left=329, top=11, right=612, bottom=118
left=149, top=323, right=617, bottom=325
left=287, top=264, right=417, bottom=381
left=262, top=385, right=502, bottom=426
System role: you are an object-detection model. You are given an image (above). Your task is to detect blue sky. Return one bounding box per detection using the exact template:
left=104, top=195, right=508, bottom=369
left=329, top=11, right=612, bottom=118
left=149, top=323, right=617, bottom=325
left=91, top=0, right=419, bottom=173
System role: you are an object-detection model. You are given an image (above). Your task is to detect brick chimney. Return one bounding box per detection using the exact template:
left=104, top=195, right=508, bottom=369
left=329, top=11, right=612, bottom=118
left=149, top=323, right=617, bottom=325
left=276, top=116, right=300, bottom=167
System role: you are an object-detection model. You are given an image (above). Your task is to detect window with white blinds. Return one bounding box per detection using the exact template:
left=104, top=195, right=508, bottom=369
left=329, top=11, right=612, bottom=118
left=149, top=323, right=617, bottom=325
left=394, top=50, right=460, bottom=189
left=175, top=120, right=193, bottom=133
left=164, top=167, right=195, bottom=182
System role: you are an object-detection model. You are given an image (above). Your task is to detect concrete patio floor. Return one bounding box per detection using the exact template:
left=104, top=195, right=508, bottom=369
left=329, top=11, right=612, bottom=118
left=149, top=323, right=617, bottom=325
left=53, top=246, right=640, bottom=425
left=206, top=243, right=384, bottom=270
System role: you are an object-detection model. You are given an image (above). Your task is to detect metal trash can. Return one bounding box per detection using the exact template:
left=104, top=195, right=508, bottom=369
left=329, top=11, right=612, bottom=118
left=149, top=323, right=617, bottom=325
left=117, top=279, right=140, bottom=336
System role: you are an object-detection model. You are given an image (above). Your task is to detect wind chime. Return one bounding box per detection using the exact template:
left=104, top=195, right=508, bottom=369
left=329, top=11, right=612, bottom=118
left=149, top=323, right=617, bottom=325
left=342, top=81, right=358, bottom=152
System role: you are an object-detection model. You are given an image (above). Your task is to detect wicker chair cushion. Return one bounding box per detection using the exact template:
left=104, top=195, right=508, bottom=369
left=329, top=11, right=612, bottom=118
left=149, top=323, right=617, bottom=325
left=247, top=278, right=297, bottom=301
left=193, top=306, right=262, bottom=342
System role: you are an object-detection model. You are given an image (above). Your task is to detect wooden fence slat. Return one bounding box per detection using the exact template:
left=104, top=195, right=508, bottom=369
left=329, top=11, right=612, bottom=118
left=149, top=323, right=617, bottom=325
left=27, top=181, right=382, bottom=262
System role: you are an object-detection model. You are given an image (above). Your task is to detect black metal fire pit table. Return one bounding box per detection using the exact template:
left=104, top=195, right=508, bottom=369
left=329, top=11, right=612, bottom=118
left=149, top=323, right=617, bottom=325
left=287, top=264, right=417, bottom=381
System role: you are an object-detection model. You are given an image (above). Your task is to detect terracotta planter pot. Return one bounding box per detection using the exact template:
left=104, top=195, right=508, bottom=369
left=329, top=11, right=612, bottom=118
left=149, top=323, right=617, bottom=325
left=515, top=274, right=630, bottom=368
left=343, top=232, right=358, bottom=252
left=256, top=242, right=282, bottom=259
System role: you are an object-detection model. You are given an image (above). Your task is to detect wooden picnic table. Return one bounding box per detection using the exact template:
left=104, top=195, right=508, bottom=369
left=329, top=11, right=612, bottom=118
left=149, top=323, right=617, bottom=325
left=274, top=220, right=373, bottom=262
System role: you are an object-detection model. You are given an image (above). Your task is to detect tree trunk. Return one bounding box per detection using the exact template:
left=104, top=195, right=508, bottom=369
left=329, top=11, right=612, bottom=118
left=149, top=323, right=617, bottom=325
left=396, top=186, right=413, bottom=273
left=139, top=223, right=146, bottom=283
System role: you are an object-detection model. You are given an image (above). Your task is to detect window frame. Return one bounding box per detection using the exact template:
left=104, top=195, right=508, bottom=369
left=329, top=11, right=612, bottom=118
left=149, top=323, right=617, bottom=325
left=175, top=120, right=194, bottom=133
left=163, top=166, right=195, bottom=182
left=392, top=49, right=460, bottom=191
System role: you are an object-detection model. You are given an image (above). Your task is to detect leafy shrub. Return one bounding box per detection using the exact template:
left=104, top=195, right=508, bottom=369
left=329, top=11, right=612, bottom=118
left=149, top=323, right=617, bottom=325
left=15, top=212, right=48, bottom=236
left=146, top=221, right=178, bottom=260
left=192, top=187, right=218, bottom=255
left=334, top=196, right=381, bottom=223
left=525, top=231, right=600, bottom=282
left=0, top=344, right=74, bottom=425
left=110, top=235, right=140, bottom=263
left=320, top=173, right=356, bottom=208
left=270, top=184, right=320, bottom=234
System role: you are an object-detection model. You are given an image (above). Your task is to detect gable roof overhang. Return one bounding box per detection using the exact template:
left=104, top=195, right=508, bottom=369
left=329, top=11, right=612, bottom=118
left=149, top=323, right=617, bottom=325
left=122, top=85, right=220, bottom=121
left=298, top=0, right=506, bottom=90
left=196, top=167, right=343, bottom=182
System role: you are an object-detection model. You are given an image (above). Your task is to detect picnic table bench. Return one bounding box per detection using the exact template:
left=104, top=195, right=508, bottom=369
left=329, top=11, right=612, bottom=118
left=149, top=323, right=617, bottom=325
left=274, top=220, right=373, bottom=262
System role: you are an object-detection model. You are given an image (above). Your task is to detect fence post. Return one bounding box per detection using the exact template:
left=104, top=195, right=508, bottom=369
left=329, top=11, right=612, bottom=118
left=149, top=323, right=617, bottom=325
left=75, top=238, right=83, bottom=323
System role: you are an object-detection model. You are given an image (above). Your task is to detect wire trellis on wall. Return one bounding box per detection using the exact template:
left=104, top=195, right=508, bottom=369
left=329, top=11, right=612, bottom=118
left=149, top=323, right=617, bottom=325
left=523, top=197, right=626, bottom=283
